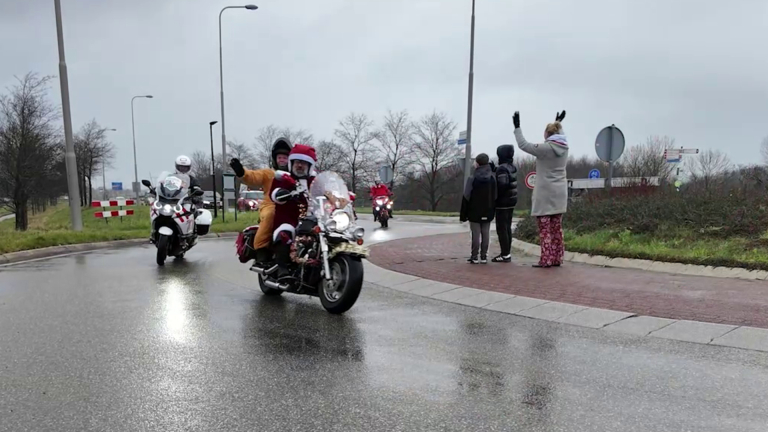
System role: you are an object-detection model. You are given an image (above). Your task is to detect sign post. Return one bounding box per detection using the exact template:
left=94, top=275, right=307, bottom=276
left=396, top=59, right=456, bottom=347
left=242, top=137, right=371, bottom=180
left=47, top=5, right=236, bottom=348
left=525, top=172, right=537, bottom=190
left=378, top=165, right=394, bottom=189
left=594, top=125, right=626, bottom=191
left=222, top=172, right=236, bottom=223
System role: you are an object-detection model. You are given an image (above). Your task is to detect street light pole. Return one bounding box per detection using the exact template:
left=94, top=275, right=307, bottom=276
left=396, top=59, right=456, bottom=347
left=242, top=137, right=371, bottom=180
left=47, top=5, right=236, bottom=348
left=463, top=0, right=476, bottom=186
left=219, top=4, right=258, bottom=215
left=209, top=121, right=219, bottom=219
left=54, top=0, right=83, bottom=231
left=131, top=95, right=153, bottom=198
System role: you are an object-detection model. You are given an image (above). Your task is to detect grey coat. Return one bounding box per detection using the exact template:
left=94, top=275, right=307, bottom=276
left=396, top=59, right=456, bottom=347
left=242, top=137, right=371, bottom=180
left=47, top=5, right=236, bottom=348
left=514, top=128, right=569, bottom=217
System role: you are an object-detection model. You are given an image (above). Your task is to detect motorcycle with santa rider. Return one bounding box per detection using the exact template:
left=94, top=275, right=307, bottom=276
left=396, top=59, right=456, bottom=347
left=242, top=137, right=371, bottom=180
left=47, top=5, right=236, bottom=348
left=234, top=144, right=368, bottom=314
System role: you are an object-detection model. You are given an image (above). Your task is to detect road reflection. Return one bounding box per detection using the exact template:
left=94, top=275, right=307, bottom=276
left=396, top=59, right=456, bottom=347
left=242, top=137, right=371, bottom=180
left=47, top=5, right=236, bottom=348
left=520, top=328, right=557, bottom=428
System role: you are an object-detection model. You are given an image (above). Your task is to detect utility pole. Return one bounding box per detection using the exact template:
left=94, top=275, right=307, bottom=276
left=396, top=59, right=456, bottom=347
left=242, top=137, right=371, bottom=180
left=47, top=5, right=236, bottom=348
left=463, top=0, right=476, bottom=186
left=54, top=0, right=83, bottom=231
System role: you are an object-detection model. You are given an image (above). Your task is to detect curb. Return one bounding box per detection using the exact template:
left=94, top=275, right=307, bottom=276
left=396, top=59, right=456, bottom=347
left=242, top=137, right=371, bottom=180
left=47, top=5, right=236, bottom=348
left=510, top=238, right=768, bottom=281
left=0, top=232, right=240, bottom=266
left=363, top=260, right=768, bottom=353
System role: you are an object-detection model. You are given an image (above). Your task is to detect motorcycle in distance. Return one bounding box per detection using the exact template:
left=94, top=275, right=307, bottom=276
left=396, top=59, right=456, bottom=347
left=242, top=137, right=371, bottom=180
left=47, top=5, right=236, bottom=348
left=373, top=195, right=393, bottom=228
left=142, top=172, right=213, bottom=266
left=236, top=171, right=368, bottom=314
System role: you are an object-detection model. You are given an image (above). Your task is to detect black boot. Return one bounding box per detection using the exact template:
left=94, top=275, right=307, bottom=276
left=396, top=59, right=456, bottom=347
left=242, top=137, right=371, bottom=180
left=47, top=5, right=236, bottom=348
left=274, top=243, right=291, bottom=279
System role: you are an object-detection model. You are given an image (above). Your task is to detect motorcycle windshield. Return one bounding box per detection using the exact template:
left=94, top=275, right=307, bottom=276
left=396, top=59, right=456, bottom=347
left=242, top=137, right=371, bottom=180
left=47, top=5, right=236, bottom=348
left=156, top=171, right=190, bottom=200
left=309, top=171, right=352, bottom=219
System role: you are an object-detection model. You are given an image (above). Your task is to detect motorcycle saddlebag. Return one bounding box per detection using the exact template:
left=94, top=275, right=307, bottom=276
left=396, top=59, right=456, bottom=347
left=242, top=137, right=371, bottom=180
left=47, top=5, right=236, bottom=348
left=235, top=225, right=259, bottom=263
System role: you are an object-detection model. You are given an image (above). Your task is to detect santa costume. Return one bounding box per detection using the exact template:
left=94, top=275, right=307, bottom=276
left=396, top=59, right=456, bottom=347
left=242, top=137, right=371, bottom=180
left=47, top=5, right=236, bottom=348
left=269, top=144, right=317, bottom=250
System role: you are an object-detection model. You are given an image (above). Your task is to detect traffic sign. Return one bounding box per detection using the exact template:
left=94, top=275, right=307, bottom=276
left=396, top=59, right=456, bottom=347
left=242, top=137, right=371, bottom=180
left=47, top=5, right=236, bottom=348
left=525, top=172, right=536, bottom=189
left=378, top=165, right=394, bottom=184
left=111, top=182, right=122, bottom=191
left=588, top=169, right=601, bottom=179
left=595, top=125, right=625, bottom=163
left=457, top=130, right=467, bottom=146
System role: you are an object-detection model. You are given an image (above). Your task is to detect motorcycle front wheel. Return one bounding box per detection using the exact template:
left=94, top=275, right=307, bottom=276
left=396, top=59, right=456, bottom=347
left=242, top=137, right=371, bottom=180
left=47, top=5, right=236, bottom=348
left=156, top=234, right=170, bottom=266
left=319, top=254, right=364, bottom=314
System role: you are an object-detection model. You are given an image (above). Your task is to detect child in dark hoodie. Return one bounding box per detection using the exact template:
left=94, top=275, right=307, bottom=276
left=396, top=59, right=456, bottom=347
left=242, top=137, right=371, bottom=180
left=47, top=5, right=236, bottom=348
left=460, top=153, right=497, bottom=264
left=493, top=145, right=518, bottom=262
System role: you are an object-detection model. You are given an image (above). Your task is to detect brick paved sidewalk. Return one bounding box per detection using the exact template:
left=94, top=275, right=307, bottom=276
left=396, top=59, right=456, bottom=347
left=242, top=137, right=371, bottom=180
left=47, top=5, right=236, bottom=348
left=368, top=233, right=768, bottom=329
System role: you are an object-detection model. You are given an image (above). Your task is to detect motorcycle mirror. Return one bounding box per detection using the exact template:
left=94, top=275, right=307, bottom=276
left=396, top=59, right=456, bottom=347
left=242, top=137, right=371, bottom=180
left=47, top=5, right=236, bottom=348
left=192, top=189, right=205, bottom=197
left=141, top=179, right=152, bottom=188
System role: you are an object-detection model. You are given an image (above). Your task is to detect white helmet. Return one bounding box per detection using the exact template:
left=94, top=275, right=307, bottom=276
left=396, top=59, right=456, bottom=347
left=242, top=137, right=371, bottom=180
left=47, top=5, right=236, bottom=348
left=175, top=155, right=192, bottom=174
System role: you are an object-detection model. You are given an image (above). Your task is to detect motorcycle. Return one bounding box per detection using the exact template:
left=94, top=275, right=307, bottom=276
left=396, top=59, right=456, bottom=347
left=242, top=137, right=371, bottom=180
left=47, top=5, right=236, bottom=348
left=142, top=172, right=213, bottom=266
left=373, top=195, right=393, bottom=228
left=236, top=171, right=368, bottom=314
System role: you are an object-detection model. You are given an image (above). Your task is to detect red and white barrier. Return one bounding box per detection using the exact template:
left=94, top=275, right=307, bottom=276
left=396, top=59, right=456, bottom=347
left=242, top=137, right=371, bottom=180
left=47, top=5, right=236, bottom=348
left=94, top=210, right=135, bottom=218
left=91, top=199, right=135, bottom=207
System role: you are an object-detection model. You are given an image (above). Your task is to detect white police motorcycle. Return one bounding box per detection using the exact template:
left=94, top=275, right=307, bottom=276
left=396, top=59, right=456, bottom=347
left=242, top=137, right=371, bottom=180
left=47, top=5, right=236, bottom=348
left=142, top=172, right=213, bottom=266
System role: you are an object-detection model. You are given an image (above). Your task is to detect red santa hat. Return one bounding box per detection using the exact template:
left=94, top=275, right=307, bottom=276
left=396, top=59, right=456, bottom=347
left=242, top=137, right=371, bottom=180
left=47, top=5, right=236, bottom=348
left=288, top=144, right=317, bottom=166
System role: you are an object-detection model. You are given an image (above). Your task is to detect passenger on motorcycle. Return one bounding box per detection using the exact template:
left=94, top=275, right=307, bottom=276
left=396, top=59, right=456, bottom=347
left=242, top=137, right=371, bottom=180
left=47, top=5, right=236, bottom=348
left=270, top=144, right=318, bottom=277
left=369, top=178, right=393, bottom=221
left=230, top=137, right=292, bottom=263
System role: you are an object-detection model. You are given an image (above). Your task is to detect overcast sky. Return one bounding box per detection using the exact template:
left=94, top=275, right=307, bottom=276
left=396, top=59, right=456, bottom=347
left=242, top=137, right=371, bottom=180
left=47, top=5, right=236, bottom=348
left=1, top=0, right=767, bottom=187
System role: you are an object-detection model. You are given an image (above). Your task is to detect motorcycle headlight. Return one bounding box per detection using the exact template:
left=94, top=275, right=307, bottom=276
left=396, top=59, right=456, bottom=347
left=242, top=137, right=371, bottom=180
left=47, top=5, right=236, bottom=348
left=332, top=212, right=350, bottom=231
left=161, top=204, right=174, bottom=216
left=353, top=227, right=365, bottom=239
left=375, top=206, right=380, bottom=211
left=387, top=203, right=392, bottom=209
left=326, top=220, right=337, bottom=232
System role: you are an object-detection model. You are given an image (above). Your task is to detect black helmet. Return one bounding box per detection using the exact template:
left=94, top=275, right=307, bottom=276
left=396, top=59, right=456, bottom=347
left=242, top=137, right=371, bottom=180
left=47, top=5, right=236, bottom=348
left=271, top=137, right=292, bottom=170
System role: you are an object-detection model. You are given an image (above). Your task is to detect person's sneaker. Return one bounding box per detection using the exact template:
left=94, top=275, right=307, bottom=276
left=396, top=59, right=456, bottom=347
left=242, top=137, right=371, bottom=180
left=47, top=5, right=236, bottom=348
left=480, top=258, right=488, bottom=264
left=467, top=257, right=479, bottom=264
left=492, top=255, right=512, bottom=263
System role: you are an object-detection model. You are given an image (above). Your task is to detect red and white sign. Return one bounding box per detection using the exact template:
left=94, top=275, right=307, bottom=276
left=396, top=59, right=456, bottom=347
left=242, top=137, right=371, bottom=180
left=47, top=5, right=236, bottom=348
left=91, top=199, right=135, bottom=207
left=95, top=210, right=135, bottom=218
left=525, top=172, right=536, bottom=189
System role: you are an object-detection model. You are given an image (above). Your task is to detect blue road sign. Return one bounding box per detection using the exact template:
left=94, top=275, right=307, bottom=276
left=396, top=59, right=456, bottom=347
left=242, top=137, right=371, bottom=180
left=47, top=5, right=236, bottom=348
left=111, top=182, right=123, bottom=191
left=589, top=169, right=601, bottom=179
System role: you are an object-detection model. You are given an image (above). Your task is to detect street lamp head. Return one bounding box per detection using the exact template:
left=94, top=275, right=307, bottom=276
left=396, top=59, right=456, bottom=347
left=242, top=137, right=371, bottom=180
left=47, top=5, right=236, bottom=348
left=108, top=128, right=117, bottom=131
left=245, top=4, right=258, bottom=10
left=209, top=121, right=219, bottom=126
left=145, top=95, right=154, bottom=98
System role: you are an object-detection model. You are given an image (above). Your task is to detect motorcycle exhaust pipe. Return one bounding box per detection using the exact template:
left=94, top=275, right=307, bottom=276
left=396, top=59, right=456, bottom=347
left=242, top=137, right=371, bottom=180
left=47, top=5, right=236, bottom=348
left=249, top=264, right=278, bottom=275
left=263, top=279, right=289, bottom=291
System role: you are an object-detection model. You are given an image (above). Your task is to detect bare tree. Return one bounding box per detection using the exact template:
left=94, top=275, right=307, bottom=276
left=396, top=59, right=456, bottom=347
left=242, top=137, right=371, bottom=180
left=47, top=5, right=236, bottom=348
left=227, top=139, right=257, bottom=168
left=314, top=139, right=347, bottom=174
left=373, top=109, right=414, bottom=190
left=686, top=149, right=733, bottom=192
left=74, top=119, right=115, bottom=207
left=253, top=125, right=315, bottom=168
left=761, top=136, right=768, bottom=165
left=0, top=73, right=62, bottom=230
left=412, top=111, right=459, bottom=211
left=621, top=135, right=676, bottom=181
left=334, top=113, right=375, bottom=194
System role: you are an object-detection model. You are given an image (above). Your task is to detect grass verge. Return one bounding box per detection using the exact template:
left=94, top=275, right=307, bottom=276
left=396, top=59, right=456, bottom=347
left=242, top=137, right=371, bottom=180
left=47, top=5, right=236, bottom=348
left=0, top=205, right=258, bottom=255
left=518, top=227, right=768, bottom=271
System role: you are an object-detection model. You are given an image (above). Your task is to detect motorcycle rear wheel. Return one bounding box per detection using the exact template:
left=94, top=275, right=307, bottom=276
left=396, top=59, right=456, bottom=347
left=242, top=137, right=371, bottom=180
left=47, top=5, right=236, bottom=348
left=320, top=254, right=364, bottom=314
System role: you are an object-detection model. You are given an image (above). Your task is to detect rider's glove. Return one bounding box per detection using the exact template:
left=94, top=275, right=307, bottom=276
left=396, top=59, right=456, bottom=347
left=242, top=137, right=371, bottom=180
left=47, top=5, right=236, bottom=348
left=230, top=158, right=245, bottom=177
left=273, top=188, right=292, bottom=204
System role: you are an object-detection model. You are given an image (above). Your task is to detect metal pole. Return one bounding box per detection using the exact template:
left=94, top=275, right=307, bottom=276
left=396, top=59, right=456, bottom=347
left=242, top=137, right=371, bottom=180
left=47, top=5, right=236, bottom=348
left=218, top=5, right=257, bottom=216
left=131, top=97, right=138, bottom=198
left=209, top=122, right=218, bottom=219
left=102, top=162, right=107, bottom=200
left=463, top=0, right=476, bottom=186
left=219, top=8, right=229, bottom=216
left=606, top=125, right=615, bottom=191
left=54, top=0, right=83, bottom=231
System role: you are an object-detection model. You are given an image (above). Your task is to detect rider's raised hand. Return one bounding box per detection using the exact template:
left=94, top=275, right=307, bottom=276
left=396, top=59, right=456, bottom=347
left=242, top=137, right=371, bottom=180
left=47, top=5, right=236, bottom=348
left=230, top=158, right=245, bottom=177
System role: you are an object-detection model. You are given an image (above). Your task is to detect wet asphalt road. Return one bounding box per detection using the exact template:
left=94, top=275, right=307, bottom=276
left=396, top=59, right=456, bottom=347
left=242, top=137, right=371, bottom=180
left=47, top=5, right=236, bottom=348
left=1, top=221, right=768, bottom=431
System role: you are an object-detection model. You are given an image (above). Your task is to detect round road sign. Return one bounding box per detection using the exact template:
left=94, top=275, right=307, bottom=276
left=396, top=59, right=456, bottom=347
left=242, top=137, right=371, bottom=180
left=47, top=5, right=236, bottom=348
left=588, top=169, right=601, bottom=179
left=525, top=172, right=536, bottom=189
left=595, top=125, right=626, bottom=163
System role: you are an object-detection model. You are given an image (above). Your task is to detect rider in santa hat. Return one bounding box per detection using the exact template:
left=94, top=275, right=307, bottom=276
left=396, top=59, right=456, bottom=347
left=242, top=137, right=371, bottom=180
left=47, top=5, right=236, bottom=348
left=269, top=144, right=317, bottom=277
